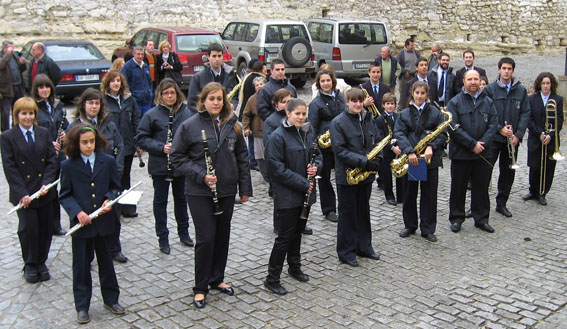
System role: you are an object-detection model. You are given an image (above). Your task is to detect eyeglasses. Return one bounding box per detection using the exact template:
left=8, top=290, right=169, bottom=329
left=162, top=91, right=176, bottom=96
left=85, top=100, right=100, bottom=106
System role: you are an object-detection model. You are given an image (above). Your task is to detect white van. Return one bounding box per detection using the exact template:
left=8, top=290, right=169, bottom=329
left=306, top=18, right=389, bottom=78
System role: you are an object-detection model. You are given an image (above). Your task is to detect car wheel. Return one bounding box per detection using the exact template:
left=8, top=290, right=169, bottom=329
left=282, top=37, right=312, bottom=67
left=290, top=78, right=307, bottom=88
left=238, top=61, right=247, bottom=79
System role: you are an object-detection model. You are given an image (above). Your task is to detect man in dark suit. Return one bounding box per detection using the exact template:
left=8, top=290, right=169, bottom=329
left=427, top=52, right=459, bottom=108
left=360, top=61, right=390, bottom=115
left=455, top=50, right=487, bottom=90
left=28, top=42, right=61, bottom=88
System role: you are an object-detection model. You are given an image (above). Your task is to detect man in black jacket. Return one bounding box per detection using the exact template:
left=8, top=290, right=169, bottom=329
left=400, top=57, right=433, bottom=109
left=455, top=50, right=487, bottom=90
left=484, top=57, right=531, bottom=218
left=28, top=42, right=61, bottom=89
left=257, top=59, right=297, bottom=121
left=447, top=70, right=498, bottom=233
left=427, top=52, right=458, bottom=108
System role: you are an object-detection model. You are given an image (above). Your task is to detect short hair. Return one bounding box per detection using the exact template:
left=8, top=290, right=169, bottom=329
left=272, top=88, right=293, bottom=106
left=270, top=58, right=285, bottom=70
left=463, top=50, right=475, bottom=58
left=404, top=39, right=414, bottom=47
left=381, top=46, right=391, bottom=54
left=368, top=61, right=381, bottom=72
left=315, top=69, right=337, bottom=91
left=155, top=78, right=185, bottom=111
left=498, top=57, right=515, bottom=69
left=438, top=52, right=450, bottom=60
left=158, top=40, right=171, bottom=53
left=285, top=98, right=306, bottom=113
left=101, top=70, right=129, bottom=97
left=2, top=40, right=13, bottom=50
left=12, top=97, right=38, bottom=127
left=144, top=39, right=154, bottom=47
left=382, top=92, right=396, bottom=105
left=416, top=57, right=428, bottom=67
left=133, top=46, right=144, bottom=52
left=74, top=88, right=107, bottom=123
left=409, top=81, right=429, bottom=103
left=253, top=76, right=267, bottom=86
left=63, top=123, right=108, bottom=159
left=207, top=43, right=224, bottom=55
left=33, top=42, right=45, bottom=52
left=31, top=74, right=56, bottom=104
left=346, top=88, right=365, bottom=102
left=463, top=69, right=480, bottom=80
left=533, top=72, right=558, bottom=95
left=251, top=60, right=265, bottom=72
left=432, top=44, right=442, bottom=52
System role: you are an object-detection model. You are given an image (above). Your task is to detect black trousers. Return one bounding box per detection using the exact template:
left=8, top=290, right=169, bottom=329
left=449, top=159, right=492, bottom=225
left=380, top=156, right=403, bottom=201
left=17, top=200, right=57, bottom=269
left=528, top=148, right=557, bottom=196
left=318, top=150, right=336, bottom=215
left=72, top=235, right=120, bottom=311
left=188, top=195, right=234, bottom=295
left=336, top=183, right=374, bottom=262
left=106, top=209, right=122, bottom=256
left=401, top=168, right=438, bottom=235
left=120, top=154, right=137, bottom=216
left=489, top=141, right=518, bottom=208
left=266, top=207, right=307, bottom=284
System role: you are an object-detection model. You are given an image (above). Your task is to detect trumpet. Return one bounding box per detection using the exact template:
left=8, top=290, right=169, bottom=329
left=505, top=121, right=520, bottom=170
left=359, top=85, right=381, bottom=117
left=318, top=129, right=331, bottom=149
left=539, top=99, right=564, bottom=195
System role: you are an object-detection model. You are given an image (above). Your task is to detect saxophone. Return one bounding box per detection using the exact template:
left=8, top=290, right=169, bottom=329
left=346, top=123, right=392, bottom=185
left=318, top=129, right=331, bottom=149
left=391, top=109, right=453, bottom=178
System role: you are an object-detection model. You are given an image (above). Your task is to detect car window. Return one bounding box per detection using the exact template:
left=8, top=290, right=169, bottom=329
left=145, top=31, right=160, bottom=46
left=46, top=44, right=106, bottom=61
left=222, top=23, right=237, bottom=40
left=308, top=22, right=333, bottom=43
left=158, top=33, right=168, bottom=47
left=338, top=23, right=387, bottom=44
left=245, top=24, right=259, bottom=42
left=233, top=24, right=247, bottom=41
left=20, top=42, right=33, bottom=59
left=265, top=24, right=308, bottom=43
left=131, top=30, right=147, bottom=47
left=175, top=34, right=224, bottom=53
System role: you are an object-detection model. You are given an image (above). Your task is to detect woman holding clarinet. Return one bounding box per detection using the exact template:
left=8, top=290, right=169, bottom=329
left=171, top=82, right=252, bottom=309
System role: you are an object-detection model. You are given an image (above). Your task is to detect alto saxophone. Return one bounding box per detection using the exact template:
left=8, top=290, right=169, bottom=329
left=391, top=109, right=453, bottom=178
left=318, top=129, right=331, bottom=149
left=346, top=124, right=392, bottom=185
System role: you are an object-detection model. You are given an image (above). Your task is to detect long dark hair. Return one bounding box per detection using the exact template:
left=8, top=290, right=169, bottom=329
left=31, top=74, right=56, bottom=105
left=63, top=123, right=108, bottom=158
left=74, top=88, right=108, bottom=125
left=533, top=72, right=558, bottom=95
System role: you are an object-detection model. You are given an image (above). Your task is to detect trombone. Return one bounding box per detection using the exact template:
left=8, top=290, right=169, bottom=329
left=505, top=121, right=520, bottom=170
left=539, top=99, right=564, bottom=195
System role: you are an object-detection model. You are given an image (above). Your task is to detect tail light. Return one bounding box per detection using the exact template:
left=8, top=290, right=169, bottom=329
left=60, top=74, right=75, bottom=82
left=223, top=51, right=232, bottom=61
left=178, top=54, right=188, bottom=65
left=332, top=48, right=341, bottom=61
left=311, top=54, right=315, bottom=60
left=100, top=72, right=107, bottom=80
left=258, top=48, right=265, bottom=62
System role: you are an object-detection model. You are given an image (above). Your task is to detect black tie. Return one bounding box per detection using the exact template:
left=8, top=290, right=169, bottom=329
left=26, top=131, right=34, bottom=151
left=86, top=159, right=92, bottom=174
left=373, top=85, right=379, bottom=102
left=438, top=71, right=445, bottom=99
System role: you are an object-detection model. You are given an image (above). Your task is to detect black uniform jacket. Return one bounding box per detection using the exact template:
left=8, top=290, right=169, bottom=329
left=170, top=110, right=252, bottom=198
left=360, top=81, right=390, bottom=113
left=36, top=99, right=67, bottom=142
left=427, top=66, right=459, bottom=106
left=257, top=77, right=297, bottom=121
left=1, top=125, right=58, bottom=207
left=455, top=66, right=487, bottom=90
left=376, top=112, right=398, bottom=160
left=527, top=94, right=564, bottom=167
left=105, top=93, right=140, bottom=156
left=187, top=63, right=237, bottom=112
left=308, top=90, right=346, bottom=136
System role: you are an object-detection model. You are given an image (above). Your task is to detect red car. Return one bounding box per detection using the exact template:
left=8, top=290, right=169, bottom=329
left=112, top=27, right=232, bottom=88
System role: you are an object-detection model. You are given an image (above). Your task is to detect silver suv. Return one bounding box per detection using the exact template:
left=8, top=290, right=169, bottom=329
left=221, top=19, right=317, bottom=87
left=306, top=18, right=389, bottom=79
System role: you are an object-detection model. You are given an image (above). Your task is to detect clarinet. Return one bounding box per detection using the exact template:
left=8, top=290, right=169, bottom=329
left=201, top=129, right=223, bottom=215
left=299, top=140, right=320, bottom=220
left=137, top=147, right=145, bottom=167
left=165, top=112, right=174, bottom=181
left=54, top=108, right=66, bottom=156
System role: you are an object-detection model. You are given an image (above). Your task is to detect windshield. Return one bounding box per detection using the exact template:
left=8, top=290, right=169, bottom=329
left=175, top=34, right=224, bottom=52
left=265, top=24, right=309, bottom=43
left=338, top=23, right=387, bottom=45
left=46, top=44, right=105, bottom=61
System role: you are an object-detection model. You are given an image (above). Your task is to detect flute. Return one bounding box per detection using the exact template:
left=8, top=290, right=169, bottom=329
left=201, top=130, right=223, bottom=215
left=66, top=181, right=142, bottom=236
left=299, top=141, right=320, bottom=220
left=7, top=179, right=61, bottom=215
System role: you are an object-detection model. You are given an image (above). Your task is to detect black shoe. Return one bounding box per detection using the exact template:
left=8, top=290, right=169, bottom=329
left=422, top=233, right=438, bottom=242
left=359, top=253, right=380, bottom=260
left=193, top=297, right=206, bottom=308
left=180, top=237, right=195, bottom=247
left=465, top=209, right=472, bottom=218
left=122, top=212, right=138, bottom=218
left=77, top=311, right=90, bottom=324
left=212, top=285, right=235, bottom=296
left=112, top=252, right=128, bottom=263
left=495, top=206, right=512, bottom=217
left=386, top=198, right=397, bottom=206
left=104, top=303, right=126, bottom=315
left=523, top=192, right=536, bottom=201
left=325, top=211, right=338, bottom=223
left=264, top=280, right=287, bottom=295
left=159, top=245, right=170, bottom=255
left=23, top=265, right=39, bottom=283
left=340, top=258, right=359, bottom=267
left=53, top=228, right=67, bottom=236
left=288, top=269, right=309, bottom=282
left=38, top=264, right=50, bottom=281
left=399, top=228, right=416, bottom=238
left=475, top=223, right=495, bottom=233
left=539, top=196, right=547, bottom=206
left=302, top=226, right=313, bottom=235
left=450, top=222, right=461, bottom=233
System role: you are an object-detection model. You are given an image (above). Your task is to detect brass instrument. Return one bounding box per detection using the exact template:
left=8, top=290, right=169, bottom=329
left=391, top=109, right=453, bottom=178
left=359, top=85, right=381, bottom=117
left=227, top=74, right=243, bottom=102
left=346, top=124, right=392, bottom=185
left=504, top=121, right=520, bottom=170
left=201, top=130, right=223, bottom=215
left=318, top=129, right=331, bottom=149
left=165, top=112, right=174, bottom=182
left=539, top=99, right=564, bottom=195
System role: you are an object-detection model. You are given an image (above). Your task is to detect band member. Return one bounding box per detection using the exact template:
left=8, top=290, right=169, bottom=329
left=485, top=57, right=530, bottom=218
left=360, top=61, right=390, bottom=114
left=524, top=72, right=564, bottom=205
left=308, top=69, right=346, bottom=222
left=171, top=82, right=252, bottom=309
left=455, top=50, right=487, bottom=90
left=330, top=88, right=382, bottom=267
left=59, top=124, right=125, bottom=324
left=448, top=70, right=498, bottom=233
left=264, top=98, right=321, bottom=295
left=427, top=52, right=458, bottom=108
left=242, top=76, right=268, bottom=181
left=68, top=88, right=127, bottom=262
left=101, top=70, right=141, bottom=218
left=31, top=73, right=67, bottom=236
left=394, top=81, right=446, bottom=242
left=136, top=78, right=195, bottom=254
left=376, top=93, right=403, bottom=205
left=1, top=97, right=59, bottom=283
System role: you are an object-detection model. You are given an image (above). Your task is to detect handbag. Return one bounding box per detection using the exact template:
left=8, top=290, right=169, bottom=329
left=164, top=52, right=183, bottom=85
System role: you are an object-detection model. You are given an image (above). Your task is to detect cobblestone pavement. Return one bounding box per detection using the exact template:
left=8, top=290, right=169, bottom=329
left=1, top=55, right=567, bottom=328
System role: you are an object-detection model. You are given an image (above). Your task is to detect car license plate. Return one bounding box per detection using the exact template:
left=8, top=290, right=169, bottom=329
left=75, top=74, right=99, bottom=81
left=354, top=63, right=370, bottom=69
left=267, top=53, right=278, bottom=61
left=194, top=65, right=204, bottom=72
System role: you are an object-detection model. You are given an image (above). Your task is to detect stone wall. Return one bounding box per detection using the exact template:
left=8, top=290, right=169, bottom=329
left=1, top=0, right=566, bottom=58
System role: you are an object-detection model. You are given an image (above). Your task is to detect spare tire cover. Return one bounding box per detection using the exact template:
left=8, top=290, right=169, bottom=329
left=281, top=37, right=312, bottom=67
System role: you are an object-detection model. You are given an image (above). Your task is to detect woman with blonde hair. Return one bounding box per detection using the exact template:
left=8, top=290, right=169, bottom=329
left=155, top=40, right=183, bottom=86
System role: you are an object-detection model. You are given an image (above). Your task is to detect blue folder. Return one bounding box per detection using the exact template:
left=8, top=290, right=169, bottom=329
left=408, top=158, right=427, bottom=181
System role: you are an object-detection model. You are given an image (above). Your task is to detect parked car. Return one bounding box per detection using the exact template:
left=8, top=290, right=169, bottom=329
left=112, top=27, right=232, bottom=88
left=221, top=19, right=317, bottom=87
left=20, top=39, right=111, bottom=99
left=306, top=18, right=389, bottom=79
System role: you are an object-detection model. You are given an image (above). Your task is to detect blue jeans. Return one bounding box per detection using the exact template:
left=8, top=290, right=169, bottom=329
left=152, top=175, right=190, bottom=245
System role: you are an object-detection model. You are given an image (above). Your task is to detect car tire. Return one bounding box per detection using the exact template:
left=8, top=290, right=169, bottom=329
left=290, top=78, right=307, bottom=88
left=238, top=61, right=247, bottom=79
left=281, top=37, right=312, bottom=67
